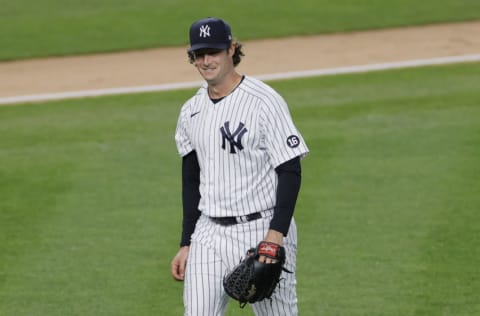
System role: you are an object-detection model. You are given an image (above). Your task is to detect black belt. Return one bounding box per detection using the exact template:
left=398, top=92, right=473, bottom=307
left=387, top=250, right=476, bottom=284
left=210, top=212, right=263, bottom=226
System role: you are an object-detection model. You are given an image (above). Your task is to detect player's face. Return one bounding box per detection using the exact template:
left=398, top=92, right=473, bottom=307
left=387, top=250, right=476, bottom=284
left=192, top=47, right=235, bottom=85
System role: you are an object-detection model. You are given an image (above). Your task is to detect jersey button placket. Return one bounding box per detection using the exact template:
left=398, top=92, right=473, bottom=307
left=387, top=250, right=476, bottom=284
left=207, top=105, right=215, bottom=186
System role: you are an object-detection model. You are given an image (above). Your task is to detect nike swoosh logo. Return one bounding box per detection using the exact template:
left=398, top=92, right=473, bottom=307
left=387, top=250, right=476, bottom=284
left=190, top=111, right=201, bottom=118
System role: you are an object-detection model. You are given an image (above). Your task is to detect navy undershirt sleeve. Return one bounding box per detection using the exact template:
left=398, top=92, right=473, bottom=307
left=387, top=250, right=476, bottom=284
left=269, top=156, right=302, bottom=236
left=180, top=151, right=201, bottom=247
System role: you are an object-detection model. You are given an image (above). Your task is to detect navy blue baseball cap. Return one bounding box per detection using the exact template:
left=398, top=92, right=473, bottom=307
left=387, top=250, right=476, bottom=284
left=188, top=17, right=233, bottom=52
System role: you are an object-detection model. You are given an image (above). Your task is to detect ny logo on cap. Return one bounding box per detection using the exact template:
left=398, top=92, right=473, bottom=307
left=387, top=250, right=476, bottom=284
left=199, top=25, right=211, bottom=38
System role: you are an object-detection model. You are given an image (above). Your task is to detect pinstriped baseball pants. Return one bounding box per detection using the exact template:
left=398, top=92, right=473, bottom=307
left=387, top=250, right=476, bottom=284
left=183, top=213, right=298, bottom=316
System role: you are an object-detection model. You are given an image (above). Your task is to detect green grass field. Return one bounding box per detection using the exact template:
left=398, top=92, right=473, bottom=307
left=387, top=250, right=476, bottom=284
left=1, top=0, right=480, bottom=61
left=1, top=63, right=479, bottom=315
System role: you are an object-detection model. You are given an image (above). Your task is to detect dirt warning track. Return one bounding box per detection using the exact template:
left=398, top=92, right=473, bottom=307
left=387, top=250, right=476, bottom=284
left=0, top=21, right=479, bottom=104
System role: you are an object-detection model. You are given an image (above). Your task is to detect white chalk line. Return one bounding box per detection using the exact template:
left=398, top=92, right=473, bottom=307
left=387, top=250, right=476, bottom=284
left=1, top=54, right=480, bottom=105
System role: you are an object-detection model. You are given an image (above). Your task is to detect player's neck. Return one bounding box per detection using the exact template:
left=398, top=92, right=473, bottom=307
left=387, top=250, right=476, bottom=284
left=208, top=72, right=243, bottom=100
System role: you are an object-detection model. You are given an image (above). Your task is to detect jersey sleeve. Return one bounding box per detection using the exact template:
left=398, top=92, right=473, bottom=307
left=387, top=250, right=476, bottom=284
left=175, top=103, right=194, bottom=157
left=260, top=94, right=309, bottom=168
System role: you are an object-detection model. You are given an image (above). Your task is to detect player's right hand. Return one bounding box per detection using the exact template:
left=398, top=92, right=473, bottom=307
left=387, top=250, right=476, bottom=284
left=171, top=246, right=190, bottom=281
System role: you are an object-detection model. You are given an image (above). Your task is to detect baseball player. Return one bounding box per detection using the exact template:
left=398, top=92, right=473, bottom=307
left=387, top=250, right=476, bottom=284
left=170, top=17, right=309, bottom=316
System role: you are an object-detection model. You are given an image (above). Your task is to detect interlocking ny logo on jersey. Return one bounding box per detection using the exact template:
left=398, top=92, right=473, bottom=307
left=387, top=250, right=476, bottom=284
left=199, top=25, right=211, bottom=38
left=220, top=121, right=247, bottom=154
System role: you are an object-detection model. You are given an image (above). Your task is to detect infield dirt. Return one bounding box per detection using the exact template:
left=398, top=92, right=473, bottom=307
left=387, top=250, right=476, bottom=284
left=0, top=21, right=479, bottom=101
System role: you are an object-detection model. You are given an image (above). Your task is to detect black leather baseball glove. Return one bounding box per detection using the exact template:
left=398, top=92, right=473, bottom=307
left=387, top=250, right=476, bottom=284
left=223, top=241, right=290, bottom=308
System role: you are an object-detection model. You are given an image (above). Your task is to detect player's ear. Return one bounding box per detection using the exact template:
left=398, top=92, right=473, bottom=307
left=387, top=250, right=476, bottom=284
left=228, top=42, right=236, bottom=57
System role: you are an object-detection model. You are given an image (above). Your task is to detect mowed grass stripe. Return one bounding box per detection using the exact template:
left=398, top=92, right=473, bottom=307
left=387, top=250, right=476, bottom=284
left=274, top=64, right=480, bottom=315
left=2, top=0, right=480, bottom=60
left=0, top=63, right=479, bottom=315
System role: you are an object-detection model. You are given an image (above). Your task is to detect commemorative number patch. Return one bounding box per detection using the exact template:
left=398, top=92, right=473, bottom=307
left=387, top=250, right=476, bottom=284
left=286, top=135, right=300, bottom=148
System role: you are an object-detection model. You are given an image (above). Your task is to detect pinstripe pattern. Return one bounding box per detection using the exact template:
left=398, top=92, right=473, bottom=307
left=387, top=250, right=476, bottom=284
left=175, top=76, right=309, bottom=218
left=176, top=75, right=306, bottom=315
left=185, top=214, right=298, bottom=316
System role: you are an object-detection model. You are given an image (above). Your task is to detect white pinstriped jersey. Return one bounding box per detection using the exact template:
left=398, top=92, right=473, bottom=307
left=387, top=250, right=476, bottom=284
left=175, top=75, right=309, bottom=218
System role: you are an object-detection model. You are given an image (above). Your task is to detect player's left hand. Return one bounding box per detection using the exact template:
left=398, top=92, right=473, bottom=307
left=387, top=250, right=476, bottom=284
left=223, top=240, right=289, bottom=307
left=259, top=229, right=284, bottom=263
